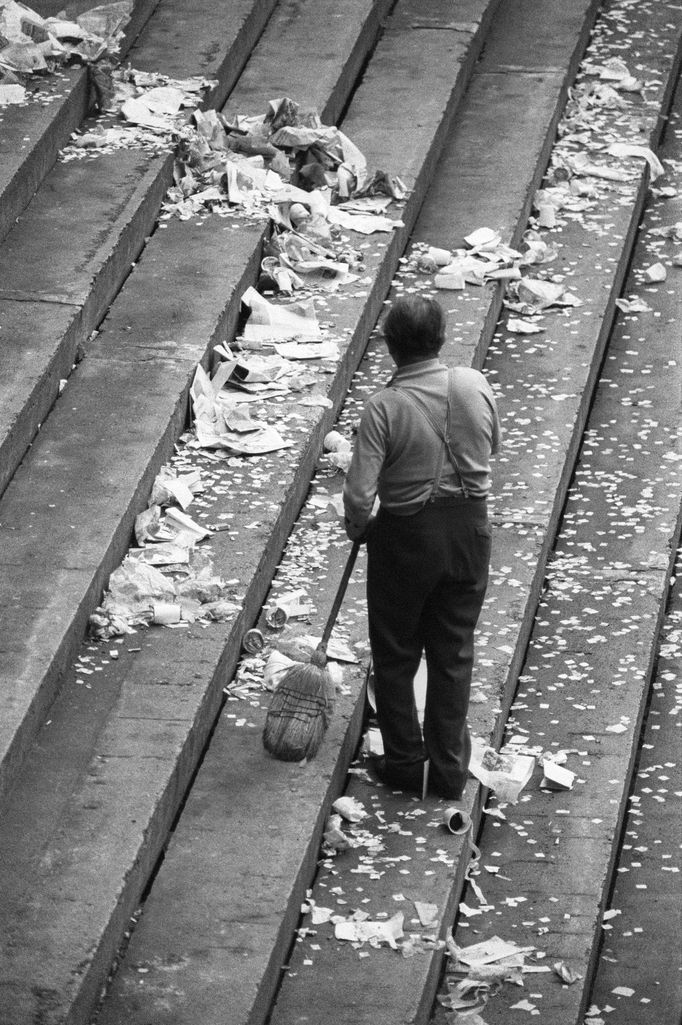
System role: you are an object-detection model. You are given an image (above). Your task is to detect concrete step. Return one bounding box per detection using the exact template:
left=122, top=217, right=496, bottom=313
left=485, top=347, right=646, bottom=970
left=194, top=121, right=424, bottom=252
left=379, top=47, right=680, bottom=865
left=0, top=1, right=497, bottom=1022
left=0, top=0, right=281, bottom=500
left=86, top=1, right=682, bottom=1022
left=0, top=0, right=160, bottom=244
left=262, top=15, right=682, bottom=1025
left=437, top=63, right=682, bottom=1023
left=588, top=569, right=682, bottom=1020
left=0, top=0, right=392, bottom=802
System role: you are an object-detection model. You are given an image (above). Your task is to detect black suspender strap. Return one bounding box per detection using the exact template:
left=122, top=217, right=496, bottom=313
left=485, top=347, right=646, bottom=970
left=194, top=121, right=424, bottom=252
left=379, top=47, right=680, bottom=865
left=393, top=369, right=468, bottom=498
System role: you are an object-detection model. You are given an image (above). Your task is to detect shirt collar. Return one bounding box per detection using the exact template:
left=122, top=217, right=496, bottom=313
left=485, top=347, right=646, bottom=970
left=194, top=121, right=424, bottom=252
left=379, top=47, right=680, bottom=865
left=389, top=358, right=443, bottom=384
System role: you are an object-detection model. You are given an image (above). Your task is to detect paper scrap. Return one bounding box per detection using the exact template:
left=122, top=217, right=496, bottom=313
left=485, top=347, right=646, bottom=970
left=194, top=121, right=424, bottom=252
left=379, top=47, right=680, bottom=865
left=335, top=912, right=404, bottom=948
left=554, top=961, right=582, bottom=984
left=606, top=142, right=664, bottom=180
left=541, top=759, right=576, bottom=791
left=457, top=936, right=533, bottom=967
left=414, top=901, right=439, bottom=928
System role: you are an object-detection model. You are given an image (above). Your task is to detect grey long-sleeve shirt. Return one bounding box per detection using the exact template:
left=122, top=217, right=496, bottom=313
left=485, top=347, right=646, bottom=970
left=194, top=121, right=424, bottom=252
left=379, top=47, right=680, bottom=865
left=343, top=359, right=501, bottom=539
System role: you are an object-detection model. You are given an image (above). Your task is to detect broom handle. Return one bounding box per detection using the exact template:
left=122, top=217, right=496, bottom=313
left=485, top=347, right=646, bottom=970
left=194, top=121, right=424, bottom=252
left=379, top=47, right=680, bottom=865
left=318, top=541, right=361, bottom=654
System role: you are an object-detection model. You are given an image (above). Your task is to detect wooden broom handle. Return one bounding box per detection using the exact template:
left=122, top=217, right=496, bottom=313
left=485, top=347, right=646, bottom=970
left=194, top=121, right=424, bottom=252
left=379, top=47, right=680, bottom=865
left=318, top=541, right=361, bottom=654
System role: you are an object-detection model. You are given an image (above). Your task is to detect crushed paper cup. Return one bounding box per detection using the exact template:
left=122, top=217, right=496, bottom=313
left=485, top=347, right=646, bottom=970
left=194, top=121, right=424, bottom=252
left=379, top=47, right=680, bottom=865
left=323, top=430, right=351, bottom=452
left=332, top=795, right=367, bottom=822
left=323, top=813, right=351, bottom=851
left=426, top=245, right=452, bottom=266
left=536, top=203, right=557, bottom=228
left=265, top=606, right=288, bottom=630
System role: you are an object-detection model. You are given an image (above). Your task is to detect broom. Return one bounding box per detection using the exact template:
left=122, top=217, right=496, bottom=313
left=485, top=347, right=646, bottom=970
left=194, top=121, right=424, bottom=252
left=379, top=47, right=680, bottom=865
left=263, top=541, right=361, bottom=761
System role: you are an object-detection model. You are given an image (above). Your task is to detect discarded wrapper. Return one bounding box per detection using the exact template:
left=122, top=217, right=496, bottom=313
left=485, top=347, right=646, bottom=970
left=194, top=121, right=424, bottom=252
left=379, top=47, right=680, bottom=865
left=541, top=759, right=576, bottom=790
left=643, top=261, right=667, bottom=282
left=464, top=227, right=500, bottom=251
left=553, top=960, right=582, bottom=984
left=263, top=649, right=296, bottom=690
left=456, top=935, right=534, bottom=967
left=469, top=738, right=535, bottom=804
left=334, top=911, right=404, bottom=948
left=434, top=267, right=465, bottom=290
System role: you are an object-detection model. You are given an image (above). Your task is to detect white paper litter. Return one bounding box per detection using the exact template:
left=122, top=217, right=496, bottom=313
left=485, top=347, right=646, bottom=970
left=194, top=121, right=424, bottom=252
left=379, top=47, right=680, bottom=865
left=335, top=911, right=404, bottom=948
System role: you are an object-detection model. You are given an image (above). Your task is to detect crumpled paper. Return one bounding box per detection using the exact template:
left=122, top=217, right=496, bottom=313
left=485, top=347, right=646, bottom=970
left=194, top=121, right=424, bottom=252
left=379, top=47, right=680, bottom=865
left=468, top=738, right=535, bottom=804
left=0, top=0, right=132, bottom=83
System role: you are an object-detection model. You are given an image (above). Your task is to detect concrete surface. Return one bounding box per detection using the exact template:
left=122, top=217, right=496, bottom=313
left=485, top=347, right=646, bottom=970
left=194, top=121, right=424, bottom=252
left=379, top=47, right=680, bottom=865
left=0, top=1, right=496, bottom=1021
left=88, top=4, right=682, bottom=1025
left=1, top=2, right=680, bottom=1025
left=0, top=0, right=281, bottom=495
left=0, top=0, right=159, bottom=241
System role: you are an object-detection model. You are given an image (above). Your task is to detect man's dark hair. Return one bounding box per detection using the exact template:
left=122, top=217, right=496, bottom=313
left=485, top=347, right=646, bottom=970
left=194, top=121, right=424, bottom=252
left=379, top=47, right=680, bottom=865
left=383, top=296, right=445, bottom=359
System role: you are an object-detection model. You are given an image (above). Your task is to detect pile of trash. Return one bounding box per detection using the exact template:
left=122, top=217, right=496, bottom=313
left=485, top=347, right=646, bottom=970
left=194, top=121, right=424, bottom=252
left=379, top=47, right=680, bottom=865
left=89, top=465, right=239, bottom=639
left=162, top=94, right=407, bottom=231
left=190, top=289, right=349, bottom=453
left=400, top=225, right=583, bottom=337
left=62, top=67, right=215, bottom=156
left=440, top=933, right=581, bottom=1019
left=180, top=99, right=409, bottom=453
left=400, top=54, right=667, bottom=338
left=0, top=0, right=132, bottom=105
left=406, top=226, right=560, bottom=288
left=66, top=83, right=408, bottom=243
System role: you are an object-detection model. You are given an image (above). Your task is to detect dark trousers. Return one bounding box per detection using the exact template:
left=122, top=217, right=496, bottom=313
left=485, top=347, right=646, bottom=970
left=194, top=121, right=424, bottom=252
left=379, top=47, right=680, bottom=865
left=366, top=496, right=491, bottom=798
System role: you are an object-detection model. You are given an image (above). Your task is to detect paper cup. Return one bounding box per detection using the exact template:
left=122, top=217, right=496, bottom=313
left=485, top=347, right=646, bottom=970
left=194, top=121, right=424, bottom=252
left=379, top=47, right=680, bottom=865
left=427, top=246, right=452, bottom=266
left=242, top=628, right=265, bottom=654
left=151, top=601, right=182, bottom=625
left=443, top=806, right=472, bottom=835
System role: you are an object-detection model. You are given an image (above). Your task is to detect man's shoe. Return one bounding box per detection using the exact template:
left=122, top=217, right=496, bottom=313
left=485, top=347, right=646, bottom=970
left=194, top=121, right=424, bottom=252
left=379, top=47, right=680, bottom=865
left=370, top=757, right=465, bottom=801
left=426, top=763, right=465, bottom=801
left=370, top=756, right=426, bottom=796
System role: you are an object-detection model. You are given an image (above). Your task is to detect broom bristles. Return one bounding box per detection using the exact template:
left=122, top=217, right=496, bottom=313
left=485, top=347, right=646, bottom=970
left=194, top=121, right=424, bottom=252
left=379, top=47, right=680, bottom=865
left=263, top=662, right=335, bottom=761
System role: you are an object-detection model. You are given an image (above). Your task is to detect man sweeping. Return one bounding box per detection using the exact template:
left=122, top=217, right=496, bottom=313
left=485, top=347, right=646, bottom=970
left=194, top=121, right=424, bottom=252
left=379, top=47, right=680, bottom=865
left=343, top=295, right=501, bottom=800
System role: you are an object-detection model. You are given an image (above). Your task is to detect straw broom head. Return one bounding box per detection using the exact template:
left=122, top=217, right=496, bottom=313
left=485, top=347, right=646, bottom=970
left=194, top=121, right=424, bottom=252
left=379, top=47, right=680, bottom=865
left=262, top=542, right=360, bottom=762
left=262, top=654, right=336, bottom=762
